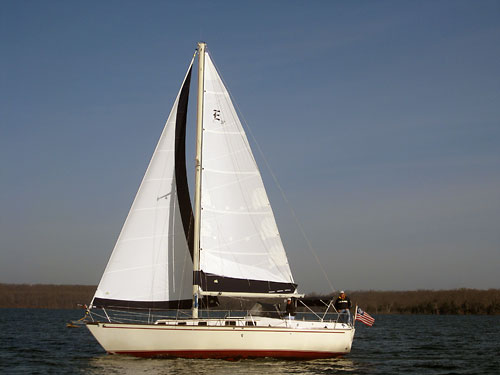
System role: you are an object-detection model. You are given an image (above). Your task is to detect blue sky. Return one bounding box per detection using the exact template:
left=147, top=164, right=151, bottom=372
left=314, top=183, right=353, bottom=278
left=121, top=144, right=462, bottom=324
left=1, top=0, right=499, bottom=293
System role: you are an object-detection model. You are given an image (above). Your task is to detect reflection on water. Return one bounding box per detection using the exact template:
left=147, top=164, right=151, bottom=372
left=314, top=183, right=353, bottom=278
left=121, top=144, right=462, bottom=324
left=84, top=356, right=358, bottom=375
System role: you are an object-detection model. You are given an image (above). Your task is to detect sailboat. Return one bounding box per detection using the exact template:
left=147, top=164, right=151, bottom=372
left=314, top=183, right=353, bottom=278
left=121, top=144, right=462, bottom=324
left=86, top=42, right=355, bottom=359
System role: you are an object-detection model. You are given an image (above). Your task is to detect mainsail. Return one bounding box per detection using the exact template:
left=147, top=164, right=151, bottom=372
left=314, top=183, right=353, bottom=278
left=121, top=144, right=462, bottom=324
left=92, top=59, right=195, bottom=309
left=198, top=52, right=296, bottom=294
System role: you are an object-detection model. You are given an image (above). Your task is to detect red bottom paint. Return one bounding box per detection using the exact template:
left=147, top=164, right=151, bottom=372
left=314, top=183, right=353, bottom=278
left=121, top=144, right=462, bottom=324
left=111, top=350, right=345, bottom=360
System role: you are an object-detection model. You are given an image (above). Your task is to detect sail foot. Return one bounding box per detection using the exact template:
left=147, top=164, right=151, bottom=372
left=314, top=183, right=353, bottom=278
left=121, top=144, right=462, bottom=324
left=196, top=271, right=297, bottom=294
left=92, top=296, right=219, bottom=310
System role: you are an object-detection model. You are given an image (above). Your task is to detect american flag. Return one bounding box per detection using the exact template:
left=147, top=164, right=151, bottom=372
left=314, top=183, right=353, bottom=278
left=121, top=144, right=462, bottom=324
left=356, top=307, right=375, bottom=326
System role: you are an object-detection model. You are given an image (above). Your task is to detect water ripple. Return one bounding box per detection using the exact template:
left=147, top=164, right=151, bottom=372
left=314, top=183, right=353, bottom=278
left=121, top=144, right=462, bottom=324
left=0, top=310, right=498, bottom=374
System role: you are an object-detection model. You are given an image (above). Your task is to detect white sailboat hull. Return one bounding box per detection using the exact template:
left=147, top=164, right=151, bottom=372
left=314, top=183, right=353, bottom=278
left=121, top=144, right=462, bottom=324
left=87, top=318, right=355, bottom=359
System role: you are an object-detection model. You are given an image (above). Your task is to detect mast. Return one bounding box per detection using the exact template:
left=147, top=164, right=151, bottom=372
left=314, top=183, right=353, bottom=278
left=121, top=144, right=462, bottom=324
left=192, top=41, right=206, bottom=318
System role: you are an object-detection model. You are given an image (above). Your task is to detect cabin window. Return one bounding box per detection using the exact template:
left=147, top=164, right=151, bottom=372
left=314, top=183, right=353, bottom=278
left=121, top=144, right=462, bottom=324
left=246, top=321, right=256, bottom=326
left=198, top=321, right=207, bottom=326
left=177, top=322, right=187, bottom=326
left=225, top=321, right=236, bottom=326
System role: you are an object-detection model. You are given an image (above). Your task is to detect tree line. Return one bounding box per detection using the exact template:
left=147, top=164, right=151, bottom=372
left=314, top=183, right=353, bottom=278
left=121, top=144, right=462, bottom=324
left=346, top=289, right=500, bottom=315
left=0, top=284, right=499, bottom=314
left=0, top=284, right=95, bottom=309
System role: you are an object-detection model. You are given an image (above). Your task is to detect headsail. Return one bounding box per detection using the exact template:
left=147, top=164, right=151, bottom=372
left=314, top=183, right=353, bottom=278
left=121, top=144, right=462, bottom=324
left=198, top=52, right=297, bottom=294
left=92, top=59, right=195, bottom=310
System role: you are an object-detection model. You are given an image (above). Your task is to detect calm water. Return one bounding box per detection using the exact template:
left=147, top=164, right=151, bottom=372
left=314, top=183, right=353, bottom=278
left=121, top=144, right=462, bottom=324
left=0, top=309, right=498, bottom=374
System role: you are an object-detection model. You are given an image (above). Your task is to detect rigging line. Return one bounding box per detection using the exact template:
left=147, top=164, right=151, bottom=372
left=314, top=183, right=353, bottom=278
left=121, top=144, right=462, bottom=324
left=209, top=56, right=335, bottom=295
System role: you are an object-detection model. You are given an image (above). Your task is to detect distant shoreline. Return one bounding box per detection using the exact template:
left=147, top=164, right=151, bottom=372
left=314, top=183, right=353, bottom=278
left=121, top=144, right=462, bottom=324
left=0, top=284, right=95, bottom=310
left=1, top=284, right=499, bottom=314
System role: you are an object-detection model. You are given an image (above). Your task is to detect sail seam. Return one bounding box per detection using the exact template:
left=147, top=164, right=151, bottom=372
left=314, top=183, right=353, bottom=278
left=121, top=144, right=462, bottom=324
left=202, top=208, right=270, bottom=215
left=201, top=168, right=259, bottom=175
left=204, top=129, right=241, bottom=135
left=202, top=175, right=259, bottom=192
left=202, top=146, right=250, bottom=162
left=143, top=177, right=175, bottom=182
left=118, top=233, right=180, bottom=242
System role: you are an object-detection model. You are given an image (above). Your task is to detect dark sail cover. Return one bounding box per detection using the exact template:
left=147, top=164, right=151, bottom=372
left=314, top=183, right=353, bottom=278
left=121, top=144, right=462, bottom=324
left=197, top=271, right=297, bottom=294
